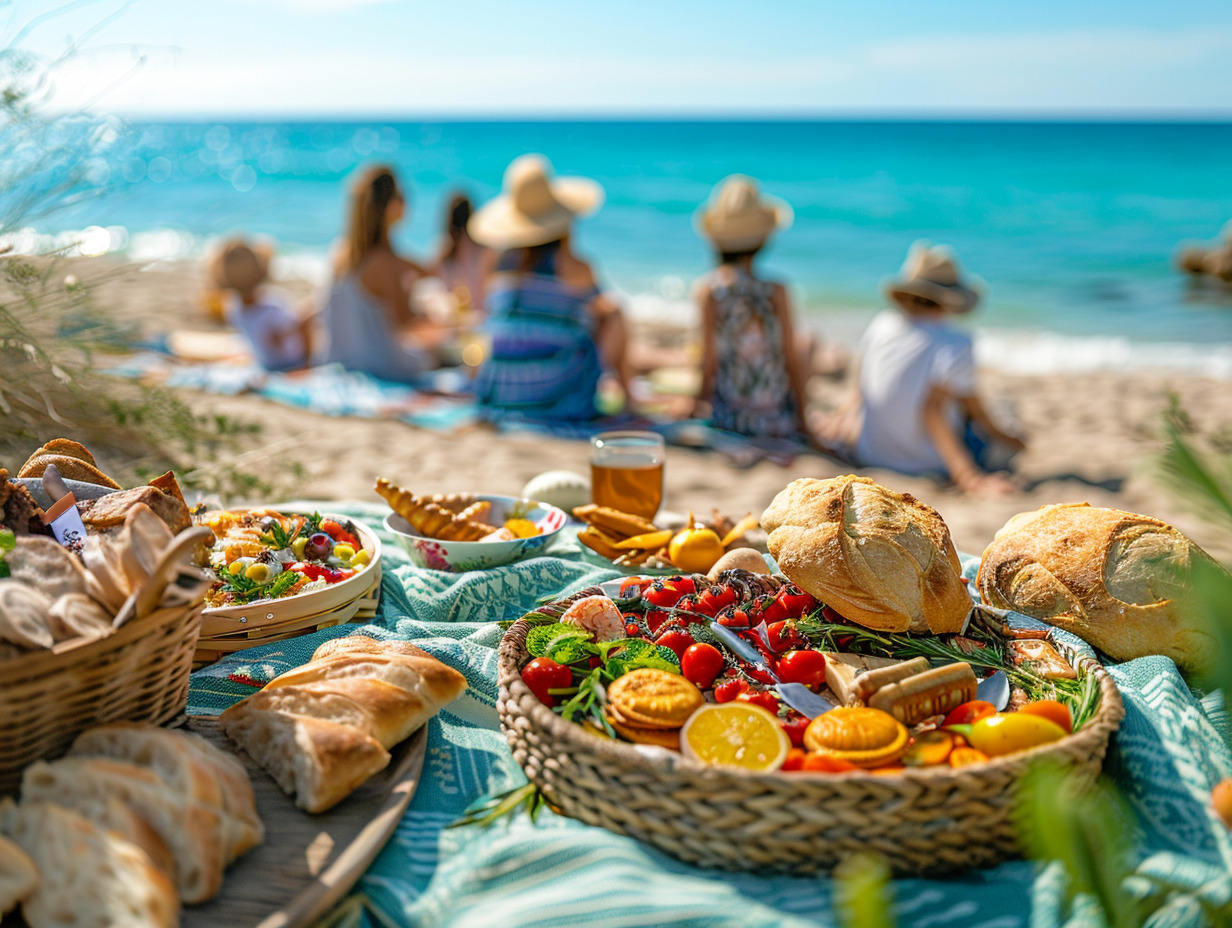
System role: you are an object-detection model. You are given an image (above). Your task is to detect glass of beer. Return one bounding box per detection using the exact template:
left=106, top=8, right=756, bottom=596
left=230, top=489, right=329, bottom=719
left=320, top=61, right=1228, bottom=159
left=589, top=431, right=664, bottom=520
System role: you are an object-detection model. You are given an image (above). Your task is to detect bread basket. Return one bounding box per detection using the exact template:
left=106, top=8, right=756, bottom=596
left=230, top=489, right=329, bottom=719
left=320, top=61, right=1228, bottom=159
left=0, top=547, right=208, bottom=794
left=497, top=587, right=1125, bottom=876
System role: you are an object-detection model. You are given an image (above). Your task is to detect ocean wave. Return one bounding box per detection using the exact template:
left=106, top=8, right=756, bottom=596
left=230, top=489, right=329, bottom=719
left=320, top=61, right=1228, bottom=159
left=974, top=329, right=1232, bottom=380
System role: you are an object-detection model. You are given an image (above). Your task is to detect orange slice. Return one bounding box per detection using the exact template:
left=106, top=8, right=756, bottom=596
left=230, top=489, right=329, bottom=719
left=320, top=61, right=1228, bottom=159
left=504, top=518, right=541, bottom=539
left=680, top=703, right=790, bottom=772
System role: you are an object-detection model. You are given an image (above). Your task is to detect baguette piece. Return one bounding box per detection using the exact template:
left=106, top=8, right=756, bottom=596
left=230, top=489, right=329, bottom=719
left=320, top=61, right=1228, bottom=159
left=978, top=503, right=1227, bottom=672
left=264, top=653, right=468, bottom=711
left=0, top=799, right=178, bottom=928
left=219, top=708, right=390, bottom=813
left=0, top=579, right=54, bottom=649
left=21, top=758, right=225, bottom=904
left=762, top=476, right=971, bottom=634
left=0, top=830, right=38, bottom=917
left=312, top=634, right=433, bottom=663
left=68, top=723, right=263, bottom=862
left=238, top=678, right=437, bottom=750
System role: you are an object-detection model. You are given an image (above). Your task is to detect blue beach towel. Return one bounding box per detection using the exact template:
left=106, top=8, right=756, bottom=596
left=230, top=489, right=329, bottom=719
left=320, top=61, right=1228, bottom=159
left=188, top=504, right=1232, bottom=928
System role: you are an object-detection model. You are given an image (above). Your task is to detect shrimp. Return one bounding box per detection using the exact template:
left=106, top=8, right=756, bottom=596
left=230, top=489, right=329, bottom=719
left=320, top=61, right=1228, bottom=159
left=561, top=595, right=626, bottom=643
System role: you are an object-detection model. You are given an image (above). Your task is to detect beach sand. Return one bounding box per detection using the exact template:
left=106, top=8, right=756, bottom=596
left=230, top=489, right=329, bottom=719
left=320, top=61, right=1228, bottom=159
left=42, top=257, right=1232, bottom=563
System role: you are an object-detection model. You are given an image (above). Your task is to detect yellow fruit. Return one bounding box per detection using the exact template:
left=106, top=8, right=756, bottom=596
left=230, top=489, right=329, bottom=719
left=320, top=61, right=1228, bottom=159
left=351, top=549, right=371, bottom=567
left=505, top=518, right=541, bottom=539
left=680, top=703, right=790, bottom=772
left=614, top=529, right=673, bottom=551
left=967, top=713, right=1067, bottom=757
left=668, top=524, right=725, bottom=574
left=244, top=562, right=271, bottom=583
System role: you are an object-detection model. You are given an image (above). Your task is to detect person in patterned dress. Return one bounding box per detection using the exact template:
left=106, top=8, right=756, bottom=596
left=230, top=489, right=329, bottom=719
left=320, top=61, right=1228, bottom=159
left=692, top=175, right=813, bottom=440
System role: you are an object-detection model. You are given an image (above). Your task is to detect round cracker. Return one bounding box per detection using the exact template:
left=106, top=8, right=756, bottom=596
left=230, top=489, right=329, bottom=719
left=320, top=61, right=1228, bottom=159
left=605, top=709, right=681, bottom=750
left=606, top=668, right=704, bottom=729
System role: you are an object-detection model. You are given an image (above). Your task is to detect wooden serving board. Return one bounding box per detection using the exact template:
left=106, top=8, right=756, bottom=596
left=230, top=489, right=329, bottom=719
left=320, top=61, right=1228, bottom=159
left=181, top=718, right=426, bottom=928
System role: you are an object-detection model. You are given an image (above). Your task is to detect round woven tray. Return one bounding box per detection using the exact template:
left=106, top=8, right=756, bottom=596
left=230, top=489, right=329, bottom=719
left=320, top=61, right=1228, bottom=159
left=497, top=589, right=1125, bottom=876
left=0, top=594, right=204, bottom=794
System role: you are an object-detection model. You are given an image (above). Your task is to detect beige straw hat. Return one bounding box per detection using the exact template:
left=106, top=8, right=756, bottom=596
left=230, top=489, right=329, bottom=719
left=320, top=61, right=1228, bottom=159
left=468, top=154, right=604, bottom=250
left=697, top=175, right=793, bottom=252
left=885, top=241, right=983, bottom=313
left=210, top=239, right=272, bottom=293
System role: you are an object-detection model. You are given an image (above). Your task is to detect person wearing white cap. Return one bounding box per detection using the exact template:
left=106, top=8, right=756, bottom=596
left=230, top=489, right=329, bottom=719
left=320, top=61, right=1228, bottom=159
left=467, top=154, right=632, bottom=419
left=692, top=175, right=813, bottom=439
left=849, top=241, right=1026, bottom=495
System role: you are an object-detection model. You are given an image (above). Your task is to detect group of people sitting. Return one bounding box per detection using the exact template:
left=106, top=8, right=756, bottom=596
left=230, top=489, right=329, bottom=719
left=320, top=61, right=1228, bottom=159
left=209, top=155, right=1025, bottom=494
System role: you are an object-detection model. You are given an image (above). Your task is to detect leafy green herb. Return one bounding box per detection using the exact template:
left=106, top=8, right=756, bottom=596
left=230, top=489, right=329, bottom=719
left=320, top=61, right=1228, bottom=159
left=0, top=528, right=14, bottom=552
left=305, top=511, right=324, bottom=534
left=557, top=667, right=615, bottom=734
left=526, top=623, right=590, bottom=658
left=448, top=782, right=547, bottom=829
left=259, top=518, right=297, bottom=550
left=264, top=569, right=300, bottom=600
left=834, top=853, right=896, bottom=928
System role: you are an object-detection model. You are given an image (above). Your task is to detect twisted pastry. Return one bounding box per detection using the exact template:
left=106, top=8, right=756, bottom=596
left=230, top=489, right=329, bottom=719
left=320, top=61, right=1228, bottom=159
left=375, top=478, right=497, bottom=541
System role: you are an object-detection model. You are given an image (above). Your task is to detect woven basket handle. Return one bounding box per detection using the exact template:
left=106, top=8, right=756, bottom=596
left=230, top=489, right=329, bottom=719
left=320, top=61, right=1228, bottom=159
left=114, top=526, right=213, bottom=628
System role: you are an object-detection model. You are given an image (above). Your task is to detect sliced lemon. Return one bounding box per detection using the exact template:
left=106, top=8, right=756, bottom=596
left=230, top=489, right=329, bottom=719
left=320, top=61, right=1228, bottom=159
left=504, top=518, right=541, bottom=539
left=680, top=703, right=790, bottom=772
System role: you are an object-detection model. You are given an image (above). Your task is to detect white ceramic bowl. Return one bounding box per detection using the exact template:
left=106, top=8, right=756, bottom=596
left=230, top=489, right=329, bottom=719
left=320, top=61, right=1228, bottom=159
left=384, top=495, right=566, bottom=572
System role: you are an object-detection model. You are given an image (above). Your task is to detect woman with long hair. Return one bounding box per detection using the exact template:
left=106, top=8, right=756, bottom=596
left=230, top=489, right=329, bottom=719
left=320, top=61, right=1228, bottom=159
left=432, top=193, right=493, bottom=318
left=323, top=164, right=447, bottom=382
left=467, top=154, right=632, bottom=420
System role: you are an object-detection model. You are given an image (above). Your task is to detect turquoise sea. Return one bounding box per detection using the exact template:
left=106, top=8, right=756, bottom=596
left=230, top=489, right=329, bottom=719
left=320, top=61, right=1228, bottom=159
left=23, top=119, right=1232, bottom=374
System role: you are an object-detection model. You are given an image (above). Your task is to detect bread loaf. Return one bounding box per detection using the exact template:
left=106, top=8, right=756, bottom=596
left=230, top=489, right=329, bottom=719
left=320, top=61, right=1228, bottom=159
left=0, top=799, right=178, bottom=928
left=0, top=580, right=55, bottom=649
left=22, top=757, right=226, bottom=903
left=977, top=503, right=1226, bottom=671
left=219, top=708, right=390, bottom=814
left=762, top=476, right=971, bottom=634
left=0, top=830, right=38, bottom=917
left=221, top=636, right=466, bottom=812
left=68, top=722, right=263, bottom=862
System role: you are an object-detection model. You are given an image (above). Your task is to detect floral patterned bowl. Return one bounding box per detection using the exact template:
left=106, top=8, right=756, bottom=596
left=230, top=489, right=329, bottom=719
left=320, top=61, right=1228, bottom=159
left=383, top=495, right=567, bottom=572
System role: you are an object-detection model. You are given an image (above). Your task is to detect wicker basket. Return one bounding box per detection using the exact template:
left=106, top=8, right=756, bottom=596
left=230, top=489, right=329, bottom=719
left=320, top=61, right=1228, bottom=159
left=497, top=591, right=1125, bottom=876
left=0, top=592, right=204, bottom=794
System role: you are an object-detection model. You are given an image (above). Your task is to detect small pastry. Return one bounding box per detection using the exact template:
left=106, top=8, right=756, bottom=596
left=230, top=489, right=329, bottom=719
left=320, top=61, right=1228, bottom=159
left=607, top=669, right=703, bottom=730
left=803, top=707, right=910, bottom=768
left=867, top=663, right=978, bottom=726
left=375, top=478, right=497, bottom=541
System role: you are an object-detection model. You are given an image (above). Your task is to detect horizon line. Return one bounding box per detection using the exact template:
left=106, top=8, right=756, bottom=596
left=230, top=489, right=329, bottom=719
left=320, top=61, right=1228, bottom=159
left=106, top=108, right=1232, bottom=124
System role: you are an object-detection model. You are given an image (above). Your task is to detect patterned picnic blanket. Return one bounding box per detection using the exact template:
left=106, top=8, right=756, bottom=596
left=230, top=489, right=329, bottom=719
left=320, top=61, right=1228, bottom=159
left=188, top=504, right=1232, bottom=928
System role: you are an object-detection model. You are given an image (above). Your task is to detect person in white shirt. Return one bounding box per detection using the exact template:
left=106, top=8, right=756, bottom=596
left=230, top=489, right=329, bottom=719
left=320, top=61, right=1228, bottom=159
left=843, top=242, right=1025, bottom=495
left=212, top=240, right=313, bottom=371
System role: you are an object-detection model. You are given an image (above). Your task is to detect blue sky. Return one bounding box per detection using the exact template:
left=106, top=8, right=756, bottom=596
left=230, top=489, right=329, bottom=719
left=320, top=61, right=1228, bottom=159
left=10, top=0, right=1232, bottom=116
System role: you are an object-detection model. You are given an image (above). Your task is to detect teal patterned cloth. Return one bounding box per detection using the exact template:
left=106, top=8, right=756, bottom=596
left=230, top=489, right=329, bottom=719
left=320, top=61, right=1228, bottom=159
left=188, top=503, right=1232, bottom=928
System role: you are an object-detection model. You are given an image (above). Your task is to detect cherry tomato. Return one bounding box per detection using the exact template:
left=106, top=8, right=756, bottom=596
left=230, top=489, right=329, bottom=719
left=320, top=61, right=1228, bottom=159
left=942, top=700, right=997, bottom=727
left=737, top=690, right=780, bottom=714
left=759, top=597, right=789, bottom=623
left=781, top=748, right=808, bottom=772
left=643, top=581, right=685, bottom=609
left=968, top=713, right=1067, bottom=757
left=676, top=597, right=712, bottom=622
left=736, top=658, right=779, bottom=686
left=716, top=607, right=751, bottom=630
left=821, top=606, right=848, bottom=624
left=625, top=623, right=642, bottom=638
left=644, top=609, right=671, bottom=636
left=669, top=576, right=697, bottom=596
left=766, top=621, right=804, bottom=654
left=320, top=519, right=360, bottom=549
left=698, top=584, right=739, bottom=614
left=520, top=657, right=573, bottom=707
left=654, top=630, right=695, bottom=661
left=802, top=753, right=858, bottom=773
left=681, top=643, right=724, bottom=689
left=587, top=656, right=603, bottom=670
left=714, top=678, right=750, bottom=703
left=619, top=577, right=652, bottom=598
left=776, top=650, right=828, bottom=690
left=780, top=713, right=811, bottom=748
left=775, top=586, right=817, bottom=618
left=1020, top=700, right=1073, bottom=734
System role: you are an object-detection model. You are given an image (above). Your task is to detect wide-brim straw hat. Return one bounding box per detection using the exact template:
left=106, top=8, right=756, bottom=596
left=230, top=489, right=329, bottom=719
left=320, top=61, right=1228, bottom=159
left=885, top=241, right=983, bottom=313
left=210, top=238, right=273, bottom=292
left=696, top=175, right=793, bottom=252
left=468, top=154, right=604, bottom=250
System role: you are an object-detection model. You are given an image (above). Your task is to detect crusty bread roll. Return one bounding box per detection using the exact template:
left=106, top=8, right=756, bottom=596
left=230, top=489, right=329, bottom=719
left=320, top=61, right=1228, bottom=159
left=762, top=476, right=971, bottom=634
left=4, top=538, right=89, bottom=601
left=219, top=708, right=390, bottom=814
left=0, top=580, right=55, bottom=649
left=22, top=757, right=226, bottom=903
left=47, top=593, right=113, bottom=643
left=312, top=634, right=433, bottom=663
left=0, top=799, right=178, bottom=928
left=0, top=830, right=38, bottom=917
left=977, top=503, right=1226, bottom=671
left=68, top=723, right=263, bottom=863
left=265, top=653, right=468, bottom=708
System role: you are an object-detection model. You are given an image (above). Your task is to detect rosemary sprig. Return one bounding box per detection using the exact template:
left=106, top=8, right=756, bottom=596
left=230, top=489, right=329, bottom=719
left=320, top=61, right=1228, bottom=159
left=447, top=783, right=546, bottom=829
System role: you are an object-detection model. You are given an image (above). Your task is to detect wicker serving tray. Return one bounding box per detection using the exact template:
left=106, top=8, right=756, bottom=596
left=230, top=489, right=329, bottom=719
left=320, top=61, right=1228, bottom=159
left=497, top=586, right=1125, bottom=876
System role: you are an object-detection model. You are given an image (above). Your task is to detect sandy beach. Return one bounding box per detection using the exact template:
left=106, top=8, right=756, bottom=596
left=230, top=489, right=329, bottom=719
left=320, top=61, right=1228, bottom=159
left=33, top=256, right=1232, bottom=564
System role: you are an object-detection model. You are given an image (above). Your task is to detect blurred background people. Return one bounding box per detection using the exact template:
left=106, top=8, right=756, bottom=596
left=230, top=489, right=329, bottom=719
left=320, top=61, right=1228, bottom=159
left=210, top=238, right=313, bottom=370
left=468, top=154, right=633, bottom=419
left=692, top=175, right=814, bottom=441
left=431, top=193, right=494, bottom=320
left=322, top=164, right=451, bottom=382
left=846, top=242, right=1026, bottom=494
